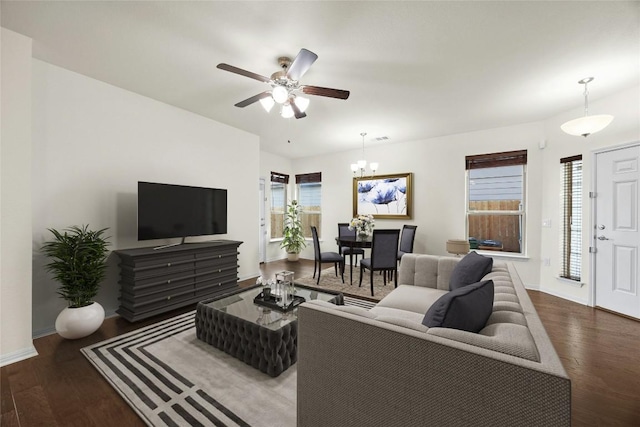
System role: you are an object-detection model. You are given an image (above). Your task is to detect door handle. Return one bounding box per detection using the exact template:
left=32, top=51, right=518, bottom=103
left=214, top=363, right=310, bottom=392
left=597, top=235, right=610, bottom=241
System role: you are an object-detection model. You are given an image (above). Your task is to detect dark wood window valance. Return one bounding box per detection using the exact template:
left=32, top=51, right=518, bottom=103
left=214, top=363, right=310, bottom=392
left=560, top=155, right=583, bottom=164
left=295, top=172, right=322, bottom=184
left=465, top=150, right=528, bottom=170
left=270, top=171, right=289, bottom=184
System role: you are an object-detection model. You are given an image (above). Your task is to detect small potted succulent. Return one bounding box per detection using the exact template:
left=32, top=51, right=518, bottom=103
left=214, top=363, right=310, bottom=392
left=42, top=225, right=110, bottom=339
left=280, top=200, right=306, bottom=261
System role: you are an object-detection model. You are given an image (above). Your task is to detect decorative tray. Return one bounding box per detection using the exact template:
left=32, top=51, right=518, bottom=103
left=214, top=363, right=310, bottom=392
left=253, top=291, right=306, bottom=313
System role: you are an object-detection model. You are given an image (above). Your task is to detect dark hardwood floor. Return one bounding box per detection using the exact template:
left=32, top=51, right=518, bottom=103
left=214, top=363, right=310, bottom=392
left=2, top=259, right=639, bottom=426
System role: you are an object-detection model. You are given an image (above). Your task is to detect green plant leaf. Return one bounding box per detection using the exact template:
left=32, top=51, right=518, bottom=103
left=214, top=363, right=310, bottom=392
left=41, top=224, right=110, bottom=307
left=280, top=200, right=307, bottom=254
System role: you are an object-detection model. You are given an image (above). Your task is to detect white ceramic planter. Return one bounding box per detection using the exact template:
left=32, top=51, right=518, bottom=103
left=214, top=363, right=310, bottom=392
left=55, top=301, right=105, bottom=339
left=287, top=252, right=300, bottom=262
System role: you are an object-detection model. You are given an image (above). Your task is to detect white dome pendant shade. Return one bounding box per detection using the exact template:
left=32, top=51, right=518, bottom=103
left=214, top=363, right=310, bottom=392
left=561, top=77, right=614, bottom=137
left=561, top=114, right=614, bottom=137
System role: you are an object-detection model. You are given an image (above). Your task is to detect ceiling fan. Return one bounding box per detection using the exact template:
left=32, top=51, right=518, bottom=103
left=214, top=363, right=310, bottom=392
left=217, top=48, right=350, bottom=119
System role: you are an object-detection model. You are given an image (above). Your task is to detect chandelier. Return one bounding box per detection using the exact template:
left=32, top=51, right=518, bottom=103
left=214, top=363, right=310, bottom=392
left=560, top=77, right=614, bottom=137
left=350, top=132, right=378, bottom=177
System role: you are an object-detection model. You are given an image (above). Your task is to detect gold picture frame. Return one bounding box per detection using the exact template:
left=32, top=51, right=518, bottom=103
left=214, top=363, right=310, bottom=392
left=352, top=172, right=413, bottom=219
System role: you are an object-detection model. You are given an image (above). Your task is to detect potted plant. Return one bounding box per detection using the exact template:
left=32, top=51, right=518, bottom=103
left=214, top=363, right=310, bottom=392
left=42, top=225, right=110, bottom=339
left=280, top=200, right=306, bottom=261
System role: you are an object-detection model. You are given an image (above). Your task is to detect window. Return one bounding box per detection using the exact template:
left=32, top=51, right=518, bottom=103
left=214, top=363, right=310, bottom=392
left=270, top=171, right=288, bottom=239
left=560, top=155, right=583, bottom=281
left=296, top=172, right=322, bottom=238
left=466, top=150, right=527, bottom=254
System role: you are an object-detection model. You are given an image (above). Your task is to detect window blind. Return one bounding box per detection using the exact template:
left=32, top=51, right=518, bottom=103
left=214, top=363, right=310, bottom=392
left=295, top=172, right=321, bottom=184
left=270, top=171, right=289, bottom=184
left=560, top=155, right=583, bottom=281
left=465, top=150, right=527, bottom=170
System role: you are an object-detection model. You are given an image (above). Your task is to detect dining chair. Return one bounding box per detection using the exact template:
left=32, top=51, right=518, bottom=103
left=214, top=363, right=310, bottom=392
left=397, top=224, right=418, bottom=263
left=311, top=226, right=345, bottom=285
left=388, top=225, right=418, bottom=281
left=337, top=223, right=365, bottom=268
left=359, top=229, right=400, bottom=296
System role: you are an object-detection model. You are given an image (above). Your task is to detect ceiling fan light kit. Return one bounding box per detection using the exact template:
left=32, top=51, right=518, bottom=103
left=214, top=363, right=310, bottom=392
left=217, top=48, right=350, bottom=119
left=561, top=77, right=614, bottom=137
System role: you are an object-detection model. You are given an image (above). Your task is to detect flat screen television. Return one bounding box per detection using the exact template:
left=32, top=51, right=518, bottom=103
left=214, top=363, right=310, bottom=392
left=137, top=181, right=227, bottom=241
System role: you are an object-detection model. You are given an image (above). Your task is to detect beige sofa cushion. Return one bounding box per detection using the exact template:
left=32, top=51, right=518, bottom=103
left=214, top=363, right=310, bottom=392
left=428, top=323, right=540, bottom=361
left=367, top=306, right=425, bottom=324
left=398, top=254, right=459, bottom=290
left=371, top=284, right=447, bottom=315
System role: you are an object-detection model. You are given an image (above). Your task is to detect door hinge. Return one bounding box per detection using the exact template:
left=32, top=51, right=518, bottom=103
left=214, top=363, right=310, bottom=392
left=589, top=191, right=596, bottom=198
left=589, top=247, right=597, bottom=253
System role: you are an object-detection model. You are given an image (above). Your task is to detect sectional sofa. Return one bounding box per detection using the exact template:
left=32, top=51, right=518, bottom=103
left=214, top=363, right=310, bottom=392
left=297, top=253, right=571, bottom=426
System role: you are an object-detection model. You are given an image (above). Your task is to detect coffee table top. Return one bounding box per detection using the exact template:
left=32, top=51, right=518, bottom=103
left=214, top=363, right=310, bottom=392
left=200, top=284, right=341, bottom=331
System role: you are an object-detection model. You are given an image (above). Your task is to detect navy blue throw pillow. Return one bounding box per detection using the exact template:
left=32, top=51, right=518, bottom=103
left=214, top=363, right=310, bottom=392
left=449, top=251, right=493, bottom=291
left=422, top=280, right=494, bottom=333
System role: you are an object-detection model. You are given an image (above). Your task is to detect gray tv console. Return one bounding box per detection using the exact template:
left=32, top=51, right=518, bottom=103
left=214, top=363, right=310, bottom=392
left=114, top=240, right=243, bottom=322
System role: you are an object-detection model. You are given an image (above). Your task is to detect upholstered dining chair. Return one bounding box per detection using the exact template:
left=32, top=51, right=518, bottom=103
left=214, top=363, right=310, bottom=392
left=397, top=225, right=418, bottom=263
left=359, top=229, right=400, bottom=296
left=337, top=223, right=365, bottom=268
left=311, top=226, right=345, bottom=285
left=383, top=224, right=418, bottom=281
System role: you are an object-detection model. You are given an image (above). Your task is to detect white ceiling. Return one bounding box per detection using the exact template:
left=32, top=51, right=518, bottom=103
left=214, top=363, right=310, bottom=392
left=2, top=1, right=639, bottom=159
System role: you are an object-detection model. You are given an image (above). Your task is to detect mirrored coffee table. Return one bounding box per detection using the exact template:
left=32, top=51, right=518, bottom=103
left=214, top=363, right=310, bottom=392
left=195, top=284, right=343, bottom=377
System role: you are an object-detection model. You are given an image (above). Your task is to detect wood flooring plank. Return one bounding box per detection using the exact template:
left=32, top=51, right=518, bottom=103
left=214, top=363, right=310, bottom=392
left=0, top=410, right=20, bottom=427
left=84, top=398, right=146, bottom=427
left=12, top=385, right=57, bottom=427
left=0, top=366, right=16, bottom=416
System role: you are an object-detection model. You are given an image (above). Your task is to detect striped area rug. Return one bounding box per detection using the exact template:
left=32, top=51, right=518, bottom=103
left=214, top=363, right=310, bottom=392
left=82, top=297, right=375, bottom=426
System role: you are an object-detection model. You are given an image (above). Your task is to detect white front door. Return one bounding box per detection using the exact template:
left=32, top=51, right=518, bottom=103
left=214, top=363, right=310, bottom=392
left=594, top=143, right=640, bottom=318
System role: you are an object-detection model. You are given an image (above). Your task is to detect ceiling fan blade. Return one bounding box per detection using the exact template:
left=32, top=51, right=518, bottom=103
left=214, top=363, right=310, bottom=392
left=286, top=48, right=318, bottom=81
left=302, top=85, right=350, bottom=100
left=217, top=63, right=271, bottom=83
left=234, top=92, right=271, bottom=108
left=290, top=99, right=307, bottom=119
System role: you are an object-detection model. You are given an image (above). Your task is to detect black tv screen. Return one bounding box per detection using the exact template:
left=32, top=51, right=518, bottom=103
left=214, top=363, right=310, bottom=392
left=137, top=181, right=227, bottom=241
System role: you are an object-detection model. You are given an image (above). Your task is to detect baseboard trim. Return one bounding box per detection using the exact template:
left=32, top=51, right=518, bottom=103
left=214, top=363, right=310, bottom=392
left=0, top=345, right=38, bottom=367
left=538, top=287, right=589, bottom=306
left=596, top=306, right=640, bottom=322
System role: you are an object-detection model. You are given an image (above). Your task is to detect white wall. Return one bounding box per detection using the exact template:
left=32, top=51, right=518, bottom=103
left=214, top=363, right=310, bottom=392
left=293, top=122, right=546, bottom=287
left=31, top=60, right=260, bottom=335
left=539, top=85, right=640, bottom=304
left=0, top=28, right=37, bottom=366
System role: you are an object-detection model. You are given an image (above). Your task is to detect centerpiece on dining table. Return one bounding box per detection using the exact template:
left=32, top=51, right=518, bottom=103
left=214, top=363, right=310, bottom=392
left=349, top=214, right=375, bottom=238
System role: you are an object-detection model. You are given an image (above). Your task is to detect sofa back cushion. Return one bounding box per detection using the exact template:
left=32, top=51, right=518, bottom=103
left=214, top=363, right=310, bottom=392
left=449, top=251, right=493, bottom=290
left=422, top=279, right=495, bottom=332
left=398, top=254, right=460, bottom=290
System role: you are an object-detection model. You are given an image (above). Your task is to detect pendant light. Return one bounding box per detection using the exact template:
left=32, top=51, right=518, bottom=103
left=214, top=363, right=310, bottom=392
left=561, top=77, right=614, bottom=137
left=350, top=133, right=378, bottom=176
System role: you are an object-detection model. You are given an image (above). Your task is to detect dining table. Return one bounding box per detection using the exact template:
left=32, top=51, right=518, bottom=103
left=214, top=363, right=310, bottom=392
left=335, top=235, right=373, bottom=285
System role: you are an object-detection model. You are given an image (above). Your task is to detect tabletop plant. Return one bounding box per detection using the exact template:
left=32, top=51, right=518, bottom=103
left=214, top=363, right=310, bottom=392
left=42, top=225, right=110, bottom=308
